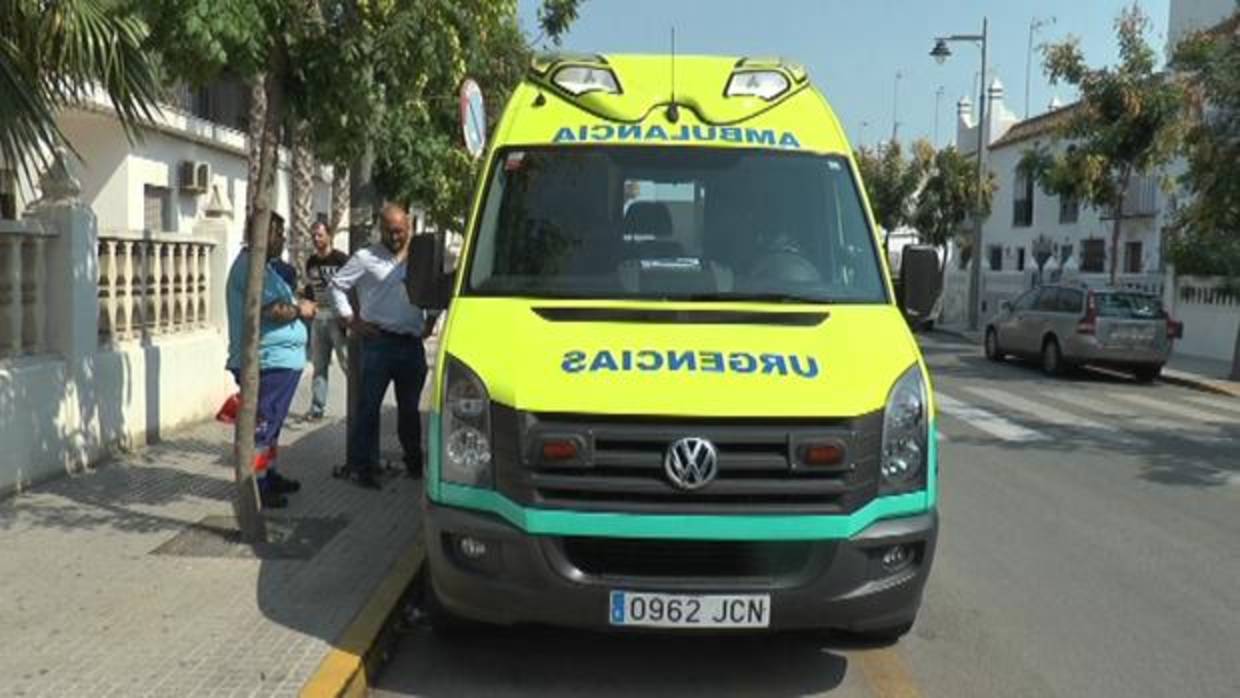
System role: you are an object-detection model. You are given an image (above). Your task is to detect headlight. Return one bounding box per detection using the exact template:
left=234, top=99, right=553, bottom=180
left=441, top=357, right=493, bottom=487
left=880, top=365, right=928, bottom=494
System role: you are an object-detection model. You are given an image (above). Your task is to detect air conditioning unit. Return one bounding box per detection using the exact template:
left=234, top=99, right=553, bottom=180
left=178, top=160, right=210, bottom=193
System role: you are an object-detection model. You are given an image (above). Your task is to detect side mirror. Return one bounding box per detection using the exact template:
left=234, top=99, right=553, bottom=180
left=898, top=245, right=943, bottom=329
left=1000, top=300, right=1013, bottom=314
left=405, top=232, right=453, bottom=311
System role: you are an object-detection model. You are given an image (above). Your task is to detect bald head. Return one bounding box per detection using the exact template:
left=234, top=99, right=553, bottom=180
left=379, top=203, right=411, bottom=254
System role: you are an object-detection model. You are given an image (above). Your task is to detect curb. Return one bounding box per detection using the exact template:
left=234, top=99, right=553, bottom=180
left=1159, top=370, right=1240, bottom=398
left=299, top=532, right=425, bottom=698
left=929, top=327, right=981, bottom=344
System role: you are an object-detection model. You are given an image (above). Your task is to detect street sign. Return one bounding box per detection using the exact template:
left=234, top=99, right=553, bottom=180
left=460, top=78, right=486, bottom=159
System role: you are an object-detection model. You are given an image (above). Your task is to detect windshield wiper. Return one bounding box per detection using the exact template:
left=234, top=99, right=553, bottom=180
left=677, top=292, right=837, bottom=304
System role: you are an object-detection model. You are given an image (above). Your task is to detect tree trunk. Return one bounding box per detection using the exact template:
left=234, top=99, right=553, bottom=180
left=245, top=75, right=269, bottom=215
left=1230, top=323, right=1240, bottom=381
left=233, top=58, right=287, bottom=543
left=289, top=119, right=315, bottom=273
left=329, top=165, right=349, bottom=236
left=344, top=147, right=376, bottom=468
left=1109, top=174, right=1130, bottom=287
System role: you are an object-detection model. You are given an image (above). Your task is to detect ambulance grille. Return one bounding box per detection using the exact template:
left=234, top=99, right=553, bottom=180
left=560, top=537, right=813, bottom=580
left=493, top=407, right=881, bottom=515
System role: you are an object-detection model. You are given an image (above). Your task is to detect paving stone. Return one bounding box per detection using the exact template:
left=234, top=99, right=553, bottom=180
left=0, top=367, right=420, bottom=696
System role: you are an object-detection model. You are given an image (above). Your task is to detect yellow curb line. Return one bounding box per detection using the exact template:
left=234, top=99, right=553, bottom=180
left=857, top=647, right=923, bottom=698
left=300, top=532, right=426, bottom=698
left=1160, top=370, right=1240, bottom=398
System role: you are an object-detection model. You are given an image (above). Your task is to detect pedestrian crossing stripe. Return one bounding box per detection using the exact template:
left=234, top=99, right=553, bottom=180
left=1180, top=393, right=1240, bottom=416
left=961, top=386, right=1116, bottom=433
left=934, top=393, right=1048, bottom=443
left=1107, top=392, right=1228, bottom=423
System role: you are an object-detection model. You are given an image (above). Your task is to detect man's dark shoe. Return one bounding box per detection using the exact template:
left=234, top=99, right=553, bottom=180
left=354, top=470, right=383, bottom=490
left=268, top=471, right=301, bottom=494
left=260, top=489, right=289, bottom=509
left=405, top=459, right=424, bottom=480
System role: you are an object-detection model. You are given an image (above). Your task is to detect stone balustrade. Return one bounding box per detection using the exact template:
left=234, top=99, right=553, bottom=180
left=0, top=220, right=53, bottom=359
left=97, top=231, right=216, bottom=344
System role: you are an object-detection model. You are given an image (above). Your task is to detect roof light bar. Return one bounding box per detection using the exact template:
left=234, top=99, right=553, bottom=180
left=725, top=70, right=790, bottom=101
left=552, top=66, right=621, bottom=96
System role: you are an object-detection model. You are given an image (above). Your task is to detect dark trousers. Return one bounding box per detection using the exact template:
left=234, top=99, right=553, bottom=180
left=349, top=333, right=428, bottom=474
left=230, top=368, right=301, bottom=484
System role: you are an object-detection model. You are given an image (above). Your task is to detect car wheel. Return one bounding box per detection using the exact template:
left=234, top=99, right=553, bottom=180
left=1133, top=365, right=1163, bottom=384
left=1041, top=338, right=1065, bottom=377
left=984, top=328, right=1005, bottom=362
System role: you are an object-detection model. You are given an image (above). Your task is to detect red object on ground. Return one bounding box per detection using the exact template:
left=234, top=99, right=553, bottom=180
left=216, top=393, right=241, bottom=424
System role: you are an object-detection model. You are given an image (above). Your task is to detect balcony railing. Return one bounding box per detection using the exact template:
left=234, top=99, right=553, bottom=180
left=1101, top=176, right=1159, bottom=219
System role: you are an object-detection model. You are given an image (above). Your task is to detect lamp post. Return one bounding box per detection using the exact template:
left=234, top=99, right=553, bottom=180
left=933, top=86, right=945, bottom=146
left=1026, top=16, right=1056, bottom=118
left=891, top=71, right=903, bottom=143
left=931, top=17, right=988, bottom=331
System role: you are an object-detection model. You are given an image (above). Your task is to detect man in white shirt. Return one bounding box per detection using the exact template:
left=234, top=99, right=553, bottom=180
left=329, top=204, right=431, bottom=488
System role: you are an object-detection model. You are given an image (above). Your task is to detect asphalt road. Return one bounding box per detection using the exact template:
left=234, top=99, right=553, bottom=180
left=374, top=332, right=1240, bottom=697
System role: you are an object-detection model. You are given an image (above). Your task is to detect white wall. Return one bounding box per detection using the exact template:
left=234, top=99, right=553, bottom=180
left=0, top=333, right=233, bottom=494
left=1170, top=277, right=1240, bottom=362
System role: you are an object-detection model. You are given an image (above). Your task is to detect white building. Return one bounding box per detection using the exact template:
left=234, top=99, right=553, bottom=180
left=958, top=89, right=1167, bottom=284
left=1169, top=0, right=1238, bottom=50
left=1, top=84, right=342, bottom=262
left=0, top=83, right=346, bottom=495
left=939, top=0, right=1240, bottom=363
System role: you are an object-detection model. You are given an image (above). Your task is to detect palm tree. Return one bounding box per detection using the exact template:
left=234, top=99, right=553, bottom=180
left=0, top=0, right=161, bottom=182
left=289, top=119, right=316, bottom=272
left=330, top=165, right=349, bottom=236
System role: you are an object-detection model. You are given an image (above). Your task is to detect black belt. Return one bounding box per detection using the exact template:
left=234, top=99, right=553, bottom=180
left=375, top=327, right=419, bottom=340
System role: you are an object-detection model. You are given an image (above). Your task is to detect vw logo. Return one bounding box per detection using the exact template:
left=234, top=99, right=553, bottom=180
left=664, top=437, right=719, bottom=491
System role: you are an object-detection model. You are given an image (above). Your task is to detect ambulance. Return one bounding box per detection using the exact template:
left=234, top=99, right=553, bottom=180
left=413, top=53, right=938, bottom=642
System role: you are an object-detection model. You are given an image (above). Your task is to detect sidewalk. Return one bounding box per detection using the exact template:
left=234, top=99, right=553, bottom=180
left=1164, top=353, right=1240, bottom=397
left=0, top=365, right=422, bottom=697
left=931, top=323, right=1240, bottom=397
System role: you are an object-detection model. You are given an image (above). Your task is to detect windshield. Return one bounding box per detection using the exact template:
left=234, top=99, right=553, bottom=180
left=465, top=147, right=886, bottom=303
left=1096, top=292, right=1165, bottom=319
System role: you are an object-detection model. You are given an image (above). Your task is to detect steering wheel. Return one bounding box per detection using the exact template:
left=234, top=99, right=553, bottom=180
left=747, top=250, right=823, bottom=285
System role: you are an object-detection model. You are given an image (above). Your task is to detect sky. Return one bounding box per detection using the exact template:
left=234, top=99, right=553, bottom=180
left=515, top=0, right=1172, bottom=149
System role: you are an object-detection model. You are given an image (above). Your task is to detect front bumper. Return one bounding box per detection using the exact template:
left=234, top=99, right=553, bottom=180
left=424, top=498, right=938, bottom=632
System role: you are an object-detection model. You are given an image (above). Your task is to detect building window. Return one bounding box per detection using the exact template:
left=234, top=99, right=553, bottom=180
left=143, top=185, right=173, bottom=232
left=1081, top=239, right=1106, bottom=273
left=0, top=169, right=16, bottom=219
left=1125, top=241, right=1143, bottom=274
left=1059, top=195, right=1079, bottom=224
left=988, top=245, right=1003, bottom=271
left=1017, top=247, right=1026, bottom=272
left=1013, top=168, right=1034, bottom=227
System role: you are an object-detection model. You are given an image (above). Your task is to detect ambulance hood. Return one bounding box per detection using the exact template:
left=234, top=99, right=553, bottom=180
left=439, top=298, right=923, bottom=419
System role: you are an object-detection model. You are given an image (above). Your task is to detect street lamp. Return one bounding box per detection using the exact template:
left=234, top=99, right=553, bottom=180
left=931, top=18, right=988, bottom=331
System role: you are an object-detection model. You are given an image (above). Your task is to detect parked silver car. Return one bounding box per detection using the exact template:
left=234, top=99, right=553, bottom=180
left=984, top=284, right=1183, bottom=382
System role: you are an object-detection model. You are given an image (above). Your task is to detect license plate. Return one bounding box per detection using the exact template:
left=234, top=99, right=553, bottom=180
left=609, top=591, right=770, bottom=628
